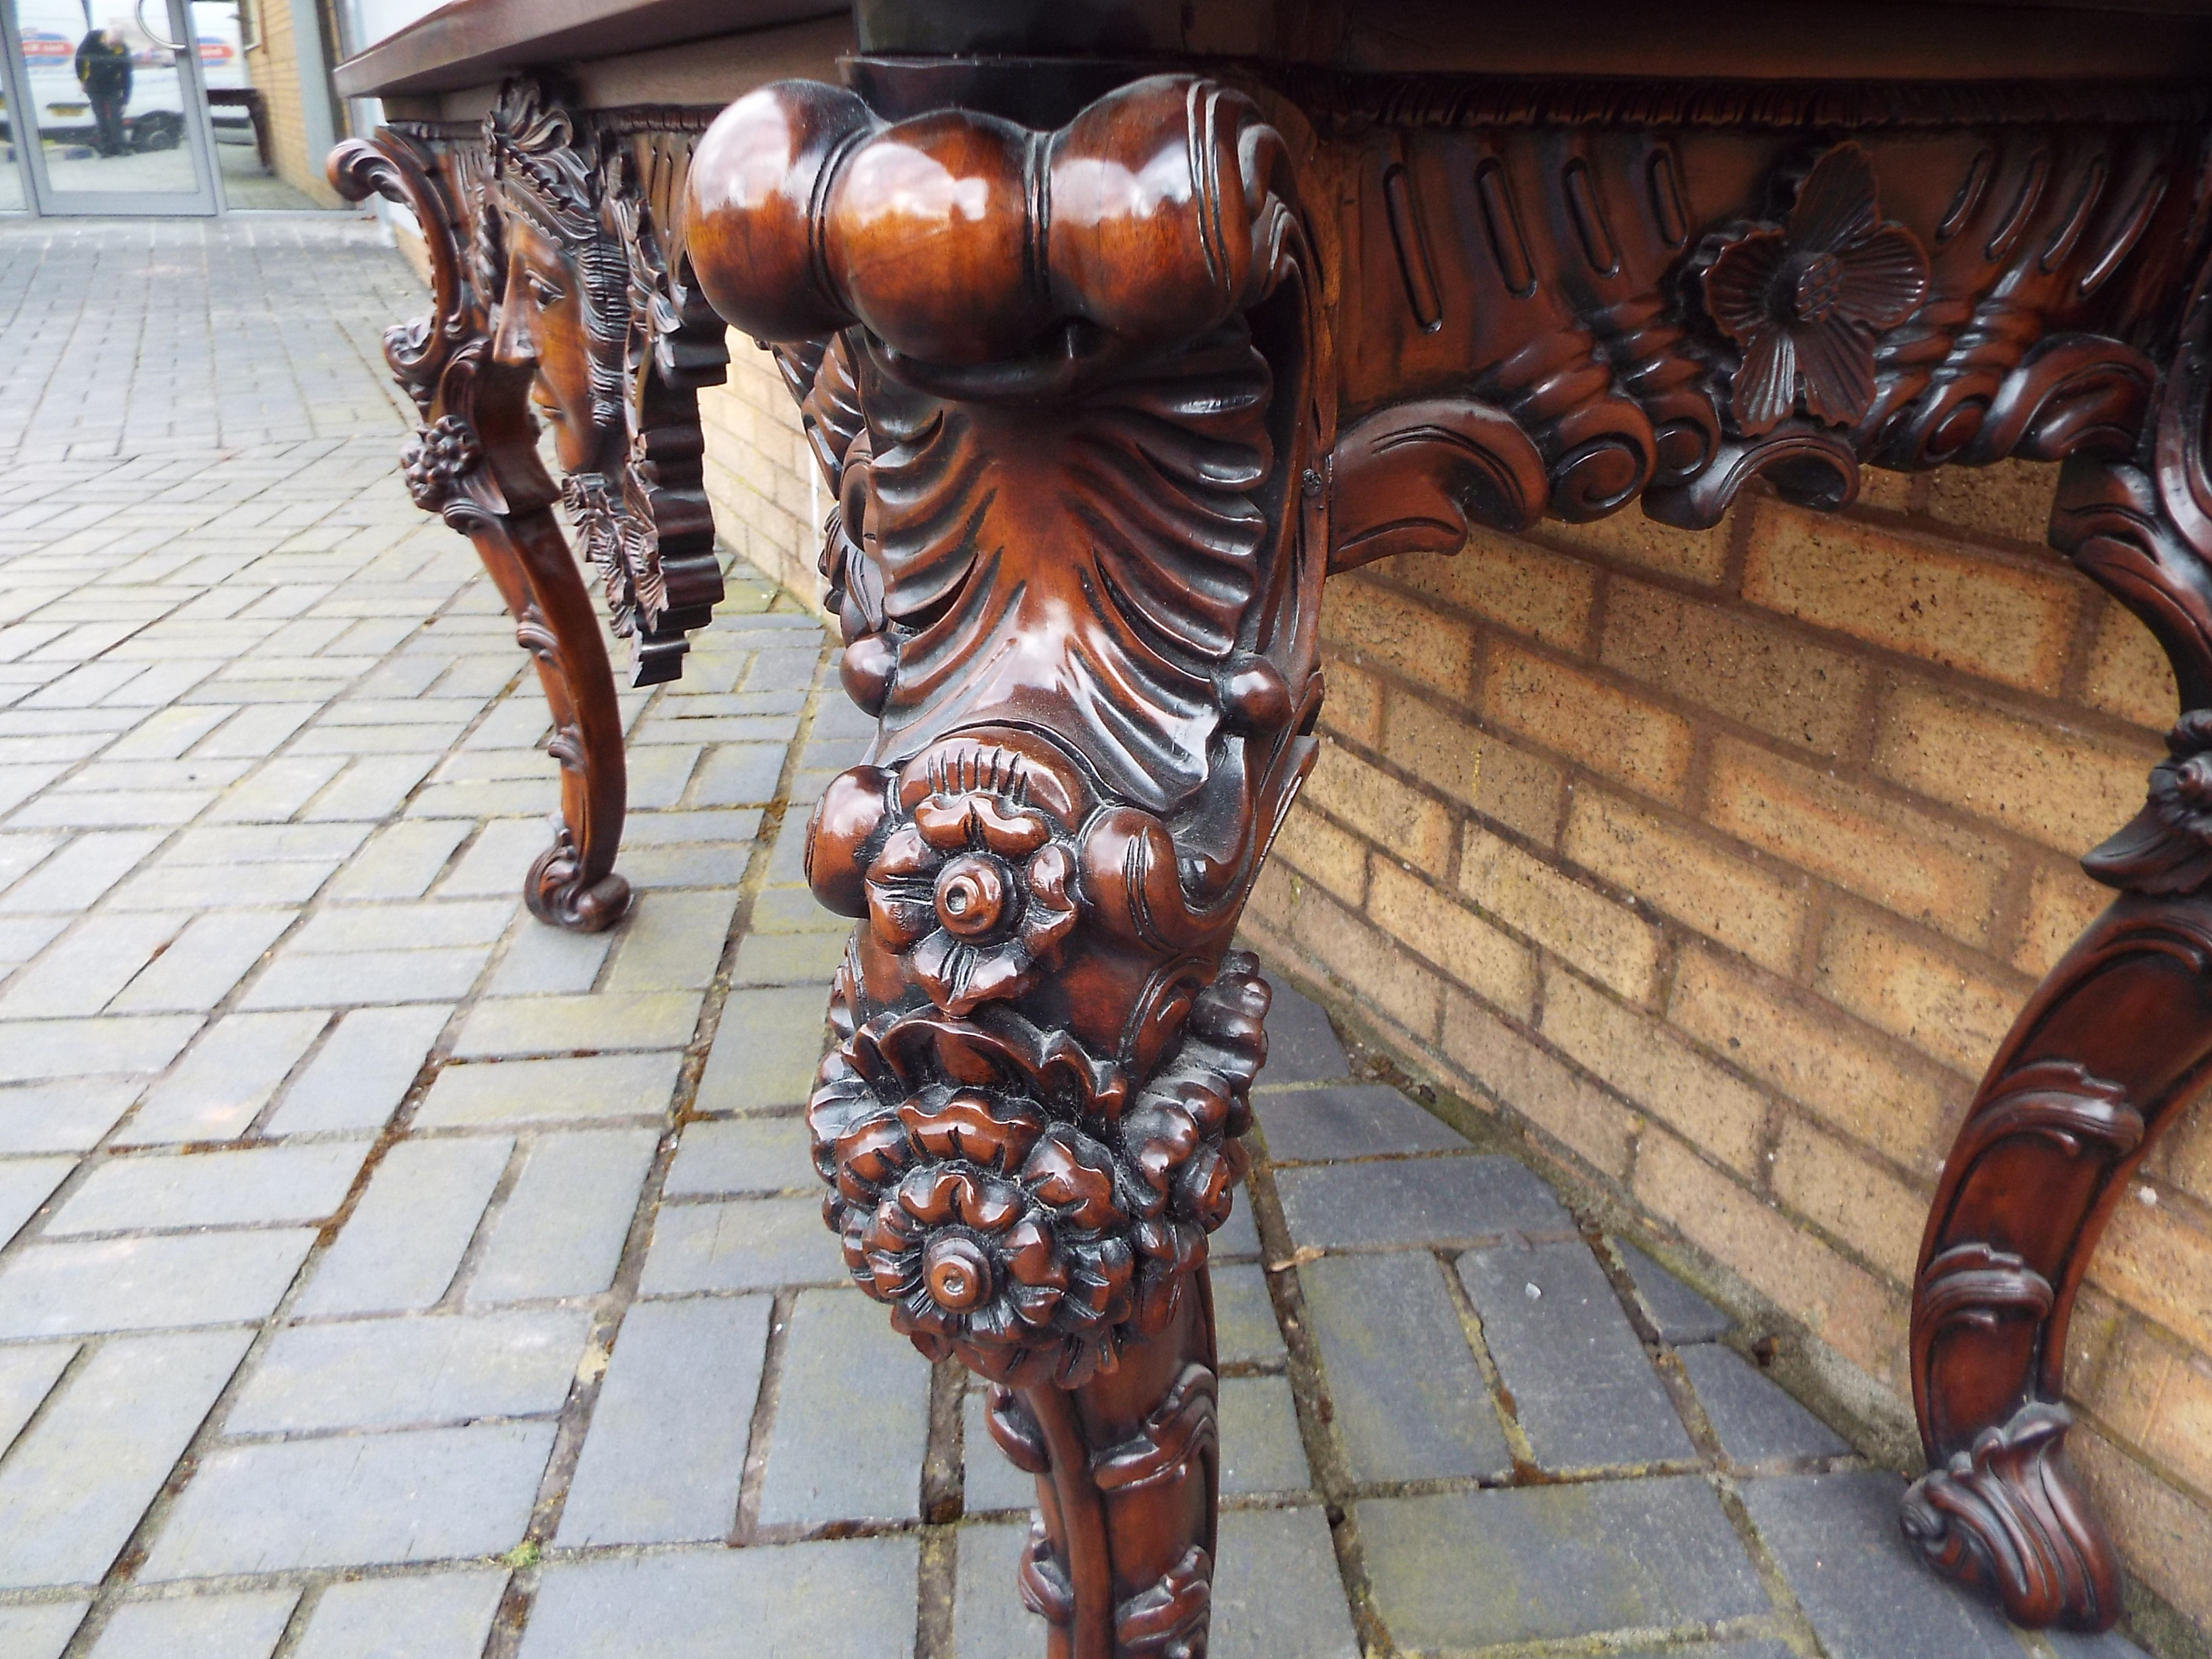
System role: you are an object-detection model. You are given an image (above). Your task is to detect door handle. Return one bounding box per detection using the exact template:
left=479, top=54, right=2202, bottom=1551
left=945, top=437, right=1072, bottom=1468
left=134, top=0, right=188, bottom=53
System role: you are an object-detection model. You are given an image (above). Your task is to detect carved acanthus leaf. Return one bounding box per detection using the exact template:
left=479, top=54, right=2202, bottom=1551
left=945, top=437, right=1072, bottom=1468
left=1900, top=1402, right=2121, bottom=1631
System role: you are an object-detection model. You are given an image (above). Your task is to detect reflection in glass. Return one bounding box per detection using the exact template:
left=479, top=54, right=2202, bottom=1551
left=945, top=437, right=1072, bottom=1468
left=10, top=0, right=201, bottom=197
left=0, top=81, right=26, bottom=211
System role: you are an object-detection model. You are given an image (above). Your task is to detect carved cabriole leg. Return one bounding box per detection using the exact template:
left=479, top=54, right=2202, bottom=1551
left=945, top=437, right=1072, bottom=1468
left=684, top=76, right=1325, bottom=1657
left=1902, top=251, right=2212, bottom=1632
left=330, top=104, right=657, bottom=933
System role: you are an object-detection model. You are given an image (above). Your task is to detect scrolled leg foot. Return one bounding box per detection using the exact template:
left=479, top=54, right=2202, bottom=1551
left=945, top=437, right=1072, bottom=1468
left=1902, top=1402, right=2121, bottom=1631
left=526, top=829, right=633, bottom=933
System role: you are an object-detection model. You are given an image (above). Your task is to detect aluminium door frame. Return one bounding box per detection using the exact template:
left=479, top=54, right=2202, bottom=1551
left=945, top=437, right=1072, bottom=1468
left=0, top=0, right=224, bottom=216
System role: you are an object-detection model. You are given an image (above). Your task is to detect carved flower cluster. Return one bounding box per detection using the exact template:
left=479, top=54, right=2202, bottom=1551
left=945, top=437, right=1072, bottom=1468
left=1700, top=143, right=1929, bottom=435
left=807, top=957, right=1268, bottom=1389
left=400, top=415, right=481, bottom=508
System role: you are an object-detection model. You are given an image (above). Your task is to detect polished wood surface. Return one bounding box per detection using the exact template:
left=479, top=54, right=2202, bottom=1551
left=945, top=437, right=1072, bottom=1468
left=330, top=0, right=2212, bottom=1644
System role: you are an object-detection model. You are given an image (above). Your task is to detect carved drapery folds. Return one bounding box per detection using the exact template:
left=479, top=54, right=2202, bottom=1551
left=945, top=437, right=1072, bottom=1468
left=684, top=74, right=1323, bottom=1656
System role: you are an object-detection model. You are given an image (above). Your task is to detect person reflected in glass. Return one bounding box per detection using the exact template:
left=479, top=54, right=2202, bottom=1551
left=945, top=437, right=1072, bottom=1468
left=75, top=28, right=133, bottom=158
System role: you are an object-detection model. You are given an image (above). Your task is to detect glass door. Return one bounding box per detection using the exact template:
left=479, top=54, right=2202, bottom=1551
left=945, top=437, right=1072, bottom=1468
left=0, top=0, right=221, bottom=214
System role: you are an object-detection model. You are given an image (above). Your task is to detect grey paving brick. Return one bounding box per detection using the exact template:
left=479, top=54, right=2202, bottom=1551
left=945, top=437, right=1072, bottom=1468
left=108, top=857, right=338, bottom=909
left=0, top=830, right=165, bottom=912
left=1275, top=1154, right=1569, bottom=1250
left=692, top=741, right=787, bottom=806
left=125, top=1009, right=331, bottom=1141
left=1360, top=1477, right=1767, bottom=1650
left=106, top=907, right=297, bottom=1013
left=1679, top=1345, right=1853, bottom=1463
left=485, top=916, right=615, bottom=996
left=961, top=1392, right=1040, bottom=1514
left=0, top=1223, right=319, bottom=1338
left=139, top=1421, right=556, bottom=1580
left=665, top=1115, right=811, bottom=1196
left=1212, top=1507, right=1361, bottom=1659
left=1458, top=1240, right=1695, bottom=1470
left=436, top=818, right=551, bottom=897
left=1254, top=1084, right=1470, bottom=1163
left=49, top=1141, right=368, bottom=1235
left=640, top=1196, right=848, bottom=1293
left=2047, top=1628, right=2155, bottom=1656
left=0, top=830, right=65, bottom=894
left=0, top=913, right=68, bottom=968
left=0, top=1155, right=73, bottom=1244
left=757, top=1289, right=932, bottom=1527
left=241, top=943, right=491, bottom=1009
left=0, top=911, right=188, bottom=1019
left=1299, top=1250, right=1510, bottom=1483
left=294, top=1136, right=512, bottom=1316
left=521, top=1537, right=918, bottom=1659
left=163, top=823, right=372, bottom=865
left=193, top=702, right=322, bottom=759
left=1258, top=981, right=1353, bottom=1084
left=1213, top=1261, right=1287, bottom=1364
left=0, top=1340, right=75, bottom=1451
left=470, top=1128, right=660, bottom=1302
left=623, top=807, right=764, bottom=846
left=417, top=1053, right=684, bottom=1128
left=264, top=1003, right=450, bottom=1134
left=89, top=1589, right=299, bottom=1659
left=1221, top=1374, right=1310, bottom=1494
left=1616, top=1238, right=1734, bottom=1345
left=0, top=1014, right=204, bottom=1085
left=451, top=992, right=698, bottom=1058
left=695, top=986, right=829, bottom=1113
left=1737, top=1473, right=2026, bottom=1659
left=230, top=1307, right=592, bottom=1433
left=558, top=1294, right=772, bottom=1544
left=290, top=897, right=516, bottom=954
left=324, top=819, right=471, bottom=901
left=623, top=742, right=702, bottom=810
left=6, top=787, right=216, bottom=829
left=750, top=884, right=848, bottom=933
left=1608, top=1645, right=1797, bottom=1659
left=730, top=928, right=848, bottom=987
left=623, top=839, right=769, bottom=888
left=602, top=888, right=741, bottom=993
left=291, top=1571, right=510, bottom=1659
left=0, top=1603, right=87, bottom=1659
left=1212, top=1178, right=1261, bottom=1259
left=0, top=1328, right=251, bottom=1587
left=951, top=1523, right=1035, bottom=1658
left=201, top=754, right=348, bottom=823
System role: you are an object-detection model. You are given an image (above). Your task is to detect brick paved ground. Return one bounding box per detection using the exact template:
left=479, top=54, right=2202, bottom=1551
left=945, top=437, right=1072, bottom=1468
left=0, top=216, right=2154, bottom=1658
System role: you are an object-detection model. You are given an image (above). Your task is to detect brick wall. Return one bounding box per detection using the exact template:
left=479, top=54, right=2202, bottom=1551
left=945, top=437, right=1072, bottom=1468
left=699, top=350, right=829, bottom=617
left=696, top=359, right=2212, bottom=1640
left=243, top=0, right=344, bottom=208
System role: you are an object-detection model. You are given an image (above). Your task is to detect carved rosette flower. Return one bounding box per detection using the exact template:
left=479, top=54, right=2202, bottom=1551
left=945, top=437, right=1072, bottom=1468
left=400, top=414, right=481, bottom=508
left=807, top=956, right=1269, bottom=1388
left=2083, top=709, right=2212, bottom=893
left=1698, top=144, right=1930, bottom=435
left=865, top=785, right=1080, bottom=1019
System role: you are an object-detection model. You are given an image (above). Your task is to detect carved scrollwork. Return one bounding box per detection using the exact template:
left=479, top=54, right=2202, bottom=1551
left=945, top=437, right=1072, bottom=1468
left=1900, top=1402, right=2120, bottom=1632
left=1115, top=1546, right=1213, bottom=1658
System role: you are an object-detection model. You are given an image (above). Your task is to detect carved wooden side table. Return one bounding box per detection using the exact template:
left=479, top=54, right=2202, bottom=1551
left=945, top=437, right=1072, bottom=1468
left=335, top=1, right=2212, bottom=1650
